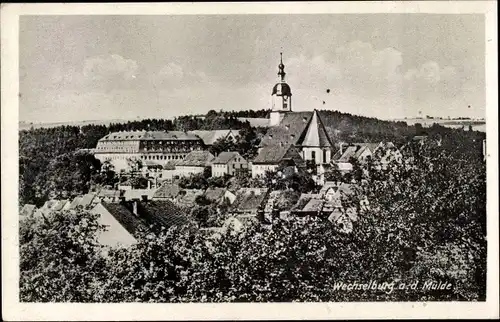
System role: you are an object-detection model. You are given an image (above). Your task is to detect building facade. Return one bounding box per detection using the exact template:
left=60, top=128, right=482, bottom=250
left=94, top=131, right=204, bottom=171
left=211, top=152, right=248, bottom=177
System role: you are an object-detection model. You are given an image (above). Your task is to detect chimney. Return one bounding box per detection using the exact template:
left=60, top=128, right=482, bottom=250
left=339, top=142, right=345, bottom=155
left=141, top=195, right=148, bottom=202
left=119, top=196, right=126, bottom=203
left=132, top=200, right=138, bottom=216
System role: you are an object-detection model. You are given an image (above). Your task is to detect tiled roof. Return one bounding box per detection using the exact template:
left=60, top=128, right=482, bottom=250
left=100, top=202, right=147, bottom=237
left=68, top=196, right=83, bottom=209
left=231, top=188, right=268, bottom=212
left=79, top=193, right=97, bottom=208
left=297, top=110, right=333, bottom=147
left=20, top=204, right=36, bottom=217
left=302, top=198, right=324, bottom=212
left=352, top=142, right=381, bottom=153
left=176, top=189, right=205, bottom=208
left=260, top=112, right=313, bottom=147
left=177, top=151, right=215, bottom=167
left=212, top=151, right=242, bottom=164
left=153, top=183, right=181, bottom=199
left=97, top=189, right=121, bottom=198
left=203, top=187, right=226, bottom=203
left=139, top=200, right=195, bottom=230
left=252, top=145, right=291, bottom=164
left=163, top=160, right=181, bottom=170
left=189, top=130, right=235, bottom=145
left=52, top=200, right=69, bottom=211
left=337, top=146, right=358, bottom=162
left=100, top=131, right=200, bottom=142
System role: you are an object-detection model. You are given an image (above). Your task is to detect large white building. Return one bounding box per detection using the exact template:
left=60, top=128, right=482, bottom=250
left=94, top=131, right=204, bottom=171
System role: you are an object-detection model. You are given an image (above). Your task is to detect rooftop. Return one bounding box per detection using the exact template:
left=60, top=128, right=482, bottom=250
left=177, top=150, right=215, bottom=167
left=212, top=151, right=243, bottom=164
left=99, top=131, right=201, bottom=142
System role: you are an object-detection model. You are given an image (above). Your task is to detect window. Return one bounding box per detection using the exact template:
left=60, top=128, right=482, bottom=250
left=323, top=149, right=327, bottom=163
left=311, top=151, right=316, bottom=161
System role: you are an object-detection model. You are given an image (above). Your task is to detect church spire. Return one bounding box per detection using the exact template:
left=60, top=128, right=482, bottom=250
left=278, top=52, right=286, bottom=82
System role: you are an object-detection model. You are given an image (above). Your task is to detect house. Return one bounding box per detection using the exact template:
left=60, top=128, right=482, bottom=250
left=91, top=202, right=146, bottom=249
left=123, top=188, right=157, bottom=201
left=175, top=151, right=215, bottom=178
left=251, top=144, right=304, bottom=178
left=175, top=189, right=205, bottom=209
left=189, top=130, right=237, bottom=146
left=52, top=199, right=71, bottom=212
left=153, top=183, right=182, bottom=201
left=95, top=189, right=122, bottom=203
left=211, top=151, right=248, bottom=177
left=229, top=188, right=269, bottom=216
left=327, top=207, right=358, bottom=234
left=332, top=144, right=374, bottom=171
left=203, top=187, right=228, bottom=205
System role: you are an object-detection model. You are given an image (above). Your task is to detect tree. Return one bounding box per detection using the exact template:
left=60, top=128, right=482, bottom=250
left=20, top=210, right=108, bottom=302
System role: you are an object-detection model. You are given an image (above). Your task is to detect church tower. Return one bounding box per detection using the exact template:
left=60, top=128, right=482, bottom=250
left=269, top=53, right=292, bottom=126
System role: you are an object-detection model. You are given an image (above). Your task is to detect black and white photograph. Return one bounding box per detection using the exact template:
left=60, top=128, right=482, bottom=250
left=1, top=1, right=498, bottom=320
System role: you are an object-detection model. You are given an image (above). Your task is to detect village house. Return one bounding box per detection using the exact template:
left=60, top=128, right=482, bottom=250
left=211, top=151, right=248, bottom=177
left=251, top=144, right=304, bottom=178
left=174, top=150, right=215, bottom=178
left=152, top=183, right=182, bottom=202
left=229, top=188, right=269, bottom=217
left=91, top=202, right=145, bottom=249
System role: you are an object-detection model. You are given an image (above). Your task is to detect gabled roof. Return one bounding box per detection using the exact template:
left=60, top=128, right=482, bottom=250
left=177, top=151, right=215, bottom=167
left=68, top=196, right=83, bottom=209
left=297, top=110, right=333, bottom=147
left=100, top=202, right=147, bottom=237
left=189, top=130, right=236, bottom=145
left=319, top=182, right=354, bottom=196
left=302, top=198, right=324, bottom=212
left=163, top=160, right=181, bottom=170
left=20, top=204, right=36, bottom=217
left=176, top=189, right=205, bottom=208
left=203, top=187, right=226, bottom=203
left=212, top=151, right=244, bottom=164
left=336, top=146, right=358, bottom=162
left=153, top=183, right=181, bottom=199
left=97, top=189, right=121, bottom=198
left=253, top=144, right=296, bottom=164
left=139, top=200, right=195, bottom=230
left=231, top=188, right=269, bottom=212
left=352, top=142, right=381, bottom=153
left=79, top=192, right=97, bottom=208
left=52, top=200, right=69, bottom=211
left=260, top=112, right=313, bottom=147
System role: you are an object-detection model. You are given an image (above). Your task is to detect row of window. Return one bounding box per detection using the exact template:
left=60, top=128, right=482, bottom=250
left=141, top=154, right=186, bottom=161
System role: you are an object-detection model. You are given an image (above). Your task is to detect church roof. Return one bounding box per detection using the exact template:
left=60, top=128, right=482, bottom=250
left=252, top=145, right=292, bottom=164
left=297, top=110, right=334, bottom=147
left=260, top=111, right=313, bottom=147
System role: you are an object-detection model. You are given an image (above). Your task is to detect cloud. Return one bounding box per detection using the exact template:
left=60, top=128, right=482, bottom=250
left=83, top=54, right=138, bottom=81
left=154, top=62, right=210, bottom=88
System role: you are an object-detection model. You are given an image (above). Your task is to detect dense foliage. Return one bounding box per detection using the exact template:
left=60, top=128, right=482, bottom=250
left=20, top=139, right=486, bottom=302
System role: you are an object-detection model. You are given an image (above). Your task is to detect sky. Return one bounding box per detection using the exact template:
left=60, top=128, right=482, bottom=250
left=19, top=14, right=486, bottom=123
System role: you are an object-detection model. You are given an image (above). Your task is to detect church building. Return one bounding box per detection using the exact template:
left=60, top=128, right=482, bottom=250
left=252, top=54, right=337, bottom=178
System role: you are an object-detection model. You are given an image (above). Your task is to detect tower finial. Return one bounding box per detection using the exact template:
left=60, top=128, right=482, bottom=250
left=278, top=52, right=286, bottom=82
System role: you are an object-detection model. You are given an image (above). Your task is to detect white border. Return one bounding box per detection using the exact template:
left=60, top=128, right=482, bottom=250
left=1, top=2, right=498, bottom=320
